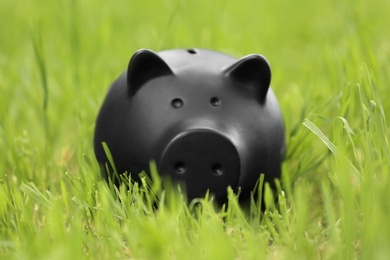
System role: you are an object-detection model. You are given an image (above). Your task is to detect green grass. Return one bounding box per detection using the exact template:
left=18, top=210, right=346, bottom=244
left=1, top=0, right=390, bottom=258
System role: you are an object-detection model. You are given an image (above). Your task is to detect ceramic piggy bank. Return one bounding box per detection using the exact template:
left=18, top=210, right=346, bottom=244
left=94, top=48, right=285, bottom=202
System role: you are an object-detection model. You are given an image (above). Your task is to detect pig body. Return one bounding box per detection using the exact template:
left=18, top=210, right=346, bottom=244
left=94, top=48, right=285, bottom=202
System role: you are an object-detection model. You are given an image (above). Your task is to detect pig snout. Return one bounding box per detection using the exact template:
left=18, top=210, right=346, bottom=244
left=158, top=129, right=241, bottom=200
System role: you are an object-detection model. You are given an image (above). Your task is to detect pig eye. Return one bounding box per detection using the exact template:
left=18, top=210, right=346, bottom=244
left=171, top=98, right=184, bottom=108
left=210, top=97, right=221, bottom=108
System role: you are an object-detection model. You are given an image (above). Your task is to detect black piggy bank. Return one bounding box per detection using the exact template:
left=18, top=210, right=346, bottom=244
left=94, top=48, right=285, bottom=202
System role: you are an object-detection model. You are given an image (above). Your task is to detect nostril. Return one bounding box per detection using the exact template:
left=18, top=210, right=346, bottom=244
left=211, top=163, right=223, bottom=176
left=175, top=161, right=186, bottom=174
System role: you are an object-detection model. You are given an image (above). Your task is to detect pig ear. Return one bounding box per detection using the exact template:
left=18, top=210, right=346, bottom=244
left=127, top=49, right=173, bottom=96
left=224, top=54, right=271, bottom=103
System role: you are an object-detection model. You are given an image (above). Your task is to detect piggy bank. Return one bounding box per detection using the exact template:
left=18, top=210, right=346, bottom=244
left=94, top=48, right=285, bottom=202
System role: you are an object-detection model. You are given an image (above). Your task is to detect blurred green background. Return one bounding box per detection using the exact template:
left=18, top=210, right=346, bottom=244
left=1, top=0, right=388, bottom=180
left=1, top=0, right=389, bottom=175
left=1, top=0, right=390, bottom=258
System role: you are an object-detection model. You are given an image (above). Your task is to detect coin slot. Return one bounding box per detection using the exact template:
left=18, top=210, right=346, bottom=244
left=187, top=49, right=197, bottom=54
